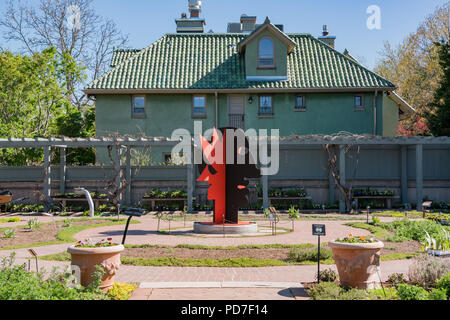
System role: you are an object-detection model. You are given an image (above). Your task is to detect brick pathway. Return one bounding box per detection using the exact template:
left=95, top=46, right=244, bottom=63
left=0, top=214, right=420, bottom=300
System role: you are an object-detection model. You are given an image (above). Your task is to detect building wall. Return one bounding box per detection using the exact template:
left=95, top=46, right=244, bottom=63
left=95, top=91, right=389, bottom=162
left=383, top=95, right=399, bottom=136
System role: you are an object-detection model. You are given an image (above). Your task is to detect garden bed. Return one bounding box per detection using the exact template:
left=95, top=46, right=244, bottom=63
left=40, top=241, right=422, bottom=267
left=0, top=218, right=135, bottom=249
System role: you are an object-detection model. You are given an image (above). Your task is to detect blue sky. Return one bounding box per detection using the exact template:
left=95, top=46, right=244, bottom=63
left=0, top=0, right=447, bottom=70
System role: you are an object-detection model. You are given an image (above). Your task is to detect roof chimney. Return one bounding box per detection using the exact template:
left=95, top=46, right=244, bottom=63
left=188, top=0, right=202, bottom=18
left=240, top=14, right=257, bottom=33
left=318, top=25, right=336, bottom=48
left=176, top=0, right=206, bottom=33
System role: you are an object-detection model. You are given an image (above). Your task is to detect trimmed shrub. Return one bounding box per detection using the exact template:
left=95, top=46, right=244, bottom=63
left=408, top=254, right=450, bottom=289
left=397, top=284, right=429, bottom=300
left=288, top=247, right=333, bottom=263
left=307, top=282, right=342, bottom=300
left=435, top=272, right=450, bottom=297
left=387, top=273, right=407, bottom=286
left=307, top=282, right=368, bottom=300
left=315, top=268, right=338, bottom=282
left=0, top=255, right=109, bottom=300
left=428, top=288, right=447, bottom=300
left=367, top=287, right=399, bottom=300
left=107, top=282, right=137, bottom=300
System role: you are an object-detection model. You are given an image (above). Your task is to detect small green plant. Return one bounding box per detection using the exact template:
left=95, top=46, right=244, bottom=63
left=387, top=273, right=407, bottom=287
left=371, top=215, right=380, bottom=226
left=288, top=206, right=300, bottom=231
left=0, top=253, right=109, bottom=300
left=107, top=282, right=137, bottom=300
left=307, top=282, right=368, bottom=300
left=0, top=217, right=20, bottom=223
left=428, top=288, right=447, bottom=300
left=397, top=284, right=429, bottom=300
left=307, top=282, right=342, bottom=300
left=63, top=219, right=73, bottom=228
left=82, top=210, right=102, bottom=217
left=367, top=287, right=399, bottom=300
left=75, top=238, right=118, bottom=248
left=3, top=228, right=15, bottom=239
left=435, top=272, right=450, bottom=297
left=27, top=218, right=41, bottom=231
left=315, top=268, right=338, bottom=282
left=335, top=234, right=376, bottom=243
left=421, top=228, right=450, bottom=252
left=288, top=247, right=333, bottom=263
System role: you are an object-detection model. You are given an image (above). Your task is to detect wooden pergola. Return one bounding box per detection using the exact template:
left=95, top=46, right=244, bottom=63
left=0, top=135, right=449, bottom=212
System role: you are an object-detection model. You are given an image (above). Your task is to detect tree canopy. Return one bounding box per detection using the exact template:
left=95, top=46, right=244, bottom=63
left=374, top=3, right=449, bottom=136
left=424, top=41, right=450, bottom=136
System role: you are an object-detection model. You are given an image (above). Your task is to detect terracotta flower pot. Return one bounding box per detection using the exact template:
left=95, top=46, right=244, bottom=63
left=328, top=241, right=384, bottom=289
left=67, top=244, right=124, bottom=292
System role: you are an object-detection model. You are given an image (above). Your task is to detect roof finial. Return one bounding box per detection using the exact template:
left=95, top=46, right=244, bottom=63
left=264, top=16, right=270, bottom=24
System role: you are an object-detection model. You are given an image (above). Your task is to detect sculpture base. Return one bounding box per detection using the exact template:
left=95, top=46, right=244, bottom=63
left=193, top=221, right=258, bottom=234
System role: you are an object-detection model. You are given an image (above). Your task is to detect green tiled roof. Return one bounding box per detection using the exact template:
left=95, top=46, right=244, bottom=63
left=110, top=49, right=142, bottom=67
left=87, top=33, right=395, bottom=91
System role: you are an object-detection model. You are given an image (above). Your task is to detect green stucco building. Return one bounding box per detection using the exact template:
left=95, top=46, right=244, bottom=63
left=85, top=6, right=414, bottom=164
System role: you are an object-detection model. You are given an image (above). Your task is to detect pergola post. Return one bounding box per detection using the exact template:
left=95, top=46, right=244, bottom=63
left=261, top=171, right=269, bottom=209
left=339, top=145, right=346, bottom=214
left=401, top=145, right=408, bottom=204
left=115, top=146, right=122, bottom=204
left=187, top=143, right=194, bottom=212
left=59, top=147, right=66, bottom=194
left=43, top=145, right=52, bottom=202
left=416, top=144, right=423, bottom=211
left=125, top=146, right=132, bottom=205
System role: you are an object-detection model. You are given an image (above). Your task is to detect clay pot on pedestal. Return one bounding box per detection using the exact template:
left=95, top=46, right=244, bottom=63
left=328, top=241, right=384, bottom=290
left=67, top=244, right=124, bottom=292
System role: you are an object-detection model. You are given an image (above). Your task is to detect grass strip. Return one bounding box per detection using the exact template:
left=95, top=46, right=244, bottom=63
left=1, top=219, right=139, bottom=250
left=121, top=257, right=289, bottom=267
left=124, top=243, right=315, bottom=250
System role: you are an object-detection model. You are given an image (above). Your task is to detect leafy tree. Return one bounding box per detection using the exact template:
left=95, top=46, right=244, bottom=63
left=374, top=3, right=449, bottom=136
left=0, top=47, right=85, bottom=165
left=53, top=104, right=96, bottom=165
left=0, top=0, right=128, bottom=109
left=424, top=41, right=450, bottom=136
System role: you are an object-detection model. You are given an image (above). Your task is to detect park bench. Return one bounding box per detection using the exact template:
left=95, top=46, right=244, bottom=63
left=0, top=191, right=12, bottom=214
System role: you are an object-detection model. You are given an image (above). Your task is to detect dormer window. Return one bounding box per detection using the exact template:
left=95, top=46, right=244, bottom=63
left=258, top=37, right=275, bottom=68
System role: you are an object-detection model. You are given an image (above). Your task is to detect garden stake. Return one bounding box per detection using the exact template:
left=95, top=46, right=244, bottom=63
left=376, top=268, right=386, bottom=298
left=366, top=206, right=370, bottom=224
left=28, top=249, right=38, bottom=273
left=317, top=234, right=321, bottom=284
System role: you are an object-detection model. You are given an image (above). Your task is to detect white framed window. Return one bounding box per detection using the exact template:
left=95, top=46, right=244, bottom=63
left=295, top=95, right=306, bottom=111
left=132, top=95, right=146, bottom=118
left=258, top=37, right=275, bottom=68
left=259, top=95, right=273, bottom=115
left=192, top=95, right=206, bottom=117
left=354, top=95, right=364, bottom=110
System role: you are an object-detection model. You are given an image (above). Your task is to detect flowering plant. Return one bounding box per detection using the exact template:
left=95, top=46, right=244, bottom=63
left=335, top=234, right=377, bottom=243
left=75, top=238, right=118, bottom=248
